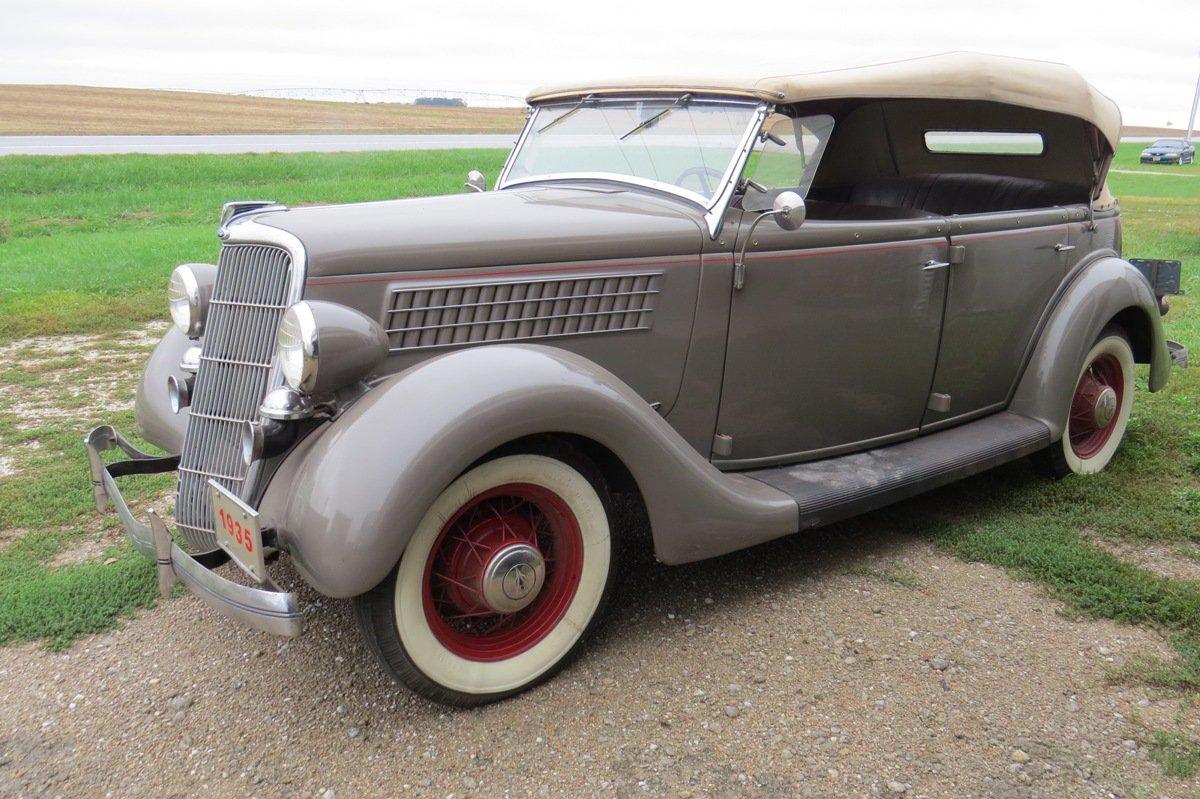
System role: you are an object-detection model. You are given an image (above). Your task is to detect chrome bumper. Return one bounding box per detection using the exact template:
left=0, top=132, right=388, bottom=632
left=83, top=425, right=302, bottom=638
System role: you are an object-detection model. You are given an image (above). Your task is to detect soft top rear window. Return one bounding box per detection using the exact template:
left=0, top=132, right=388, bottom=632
left=923, top=130, right=1045, bottom=155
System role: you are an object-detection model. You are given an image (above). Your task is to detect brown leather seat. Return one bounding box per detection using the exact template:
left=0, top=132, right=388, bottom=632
left=846, top=173, right=1085, bottom=216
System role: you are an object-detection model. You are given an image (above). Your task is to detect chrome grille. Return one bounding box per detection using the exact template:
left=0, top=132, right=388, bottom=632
left=385, top=271, right=661, bottom=351
left=176, top=244, right=293, bottom=550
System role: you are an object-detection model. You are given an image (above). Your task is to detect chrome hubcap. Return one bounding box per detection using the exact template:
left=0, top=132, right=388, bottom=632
left=1092, top=386, right=1118, bottom=429
left=480, top=544, right=546, bottom=613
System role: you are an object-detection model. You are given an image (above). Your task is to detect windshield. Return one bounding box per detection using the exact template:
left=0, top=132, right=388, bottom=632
left=501, top=97, right=761, bottom=204
left=741, top=113, right=835, bottom=212
left=1151, top=140, right=1183, bottom=149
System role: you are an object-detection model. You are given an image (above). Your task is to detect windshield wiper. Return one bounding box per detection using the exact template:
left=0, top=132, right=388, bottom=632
left=619, top=94, right=692, bottom=141
left=536, top=94, right=596, bottom=134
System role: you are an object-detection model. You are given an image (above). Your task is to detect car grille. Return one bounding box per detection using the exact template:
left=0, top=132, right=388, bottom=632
left=175, top=243, right=294, bottom=551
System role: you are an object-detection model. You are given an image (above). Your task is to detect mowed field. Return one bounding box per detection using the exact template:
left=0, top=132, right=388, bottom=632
left=0, top=85, right=527, bottom=135
left=0, top=143, right=1198, bottom=788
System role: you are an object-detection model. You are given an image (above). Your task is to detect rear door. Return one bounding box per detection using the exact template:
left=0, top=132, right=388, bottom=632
left=921, top=208, right=1071, bottom=430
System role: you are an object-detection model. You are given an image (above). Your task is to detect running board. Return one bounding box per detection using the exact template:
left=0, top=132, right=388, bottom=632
left=742, top=412, right=1050, bottom=530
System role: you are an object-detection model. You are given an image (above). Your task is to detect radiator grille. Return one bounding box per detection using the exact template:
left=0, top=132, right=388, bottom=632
left=176, top=244, right=293, bottom=550
left=385, top=272, right=661, bottom=351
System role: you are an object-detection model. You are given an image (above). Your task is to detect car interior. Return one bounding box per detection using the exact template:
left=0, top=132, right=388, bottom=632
left=741, top=98, right=1105, bottom=221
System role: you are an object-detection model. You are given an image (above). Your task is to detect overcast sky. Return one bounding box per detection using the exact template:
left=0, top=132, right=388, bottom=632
left=3, top=0, right=1198, bottom=127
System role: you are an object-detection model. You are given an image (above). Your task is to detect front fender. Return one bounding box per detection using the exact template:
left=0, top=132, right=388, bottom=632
left=258, top=344, right=796, bottom=598
left=134, top=327, right=191, bottom=454
left=1010, top=255, right=1170, bottom=439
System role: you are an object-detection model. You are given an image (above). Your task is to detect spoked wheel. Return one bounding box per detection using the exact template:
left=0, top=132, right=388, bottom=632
left=1040, top=328, right=1135, bottom=477
left=356, top=446, right=616, bottom=706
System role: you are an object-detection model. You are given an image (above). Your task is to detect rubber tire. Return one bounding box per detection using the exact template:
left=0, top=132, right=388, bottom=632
left=355, top=441, right=618, bottom=707
left=1037, top=327, right=1135, bottom=479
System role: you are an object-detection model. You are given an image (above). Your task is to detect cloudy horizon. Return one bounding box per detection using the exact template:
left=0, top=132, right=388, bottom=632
left=3, top=0, right=1198, bottom=128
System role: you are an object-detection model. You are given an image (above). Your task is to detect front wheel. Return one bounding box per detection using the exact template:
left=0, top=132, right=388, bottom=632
left=356, top=447, right=616, bottom=706
left=1040, top=328, right=1135, bottom=477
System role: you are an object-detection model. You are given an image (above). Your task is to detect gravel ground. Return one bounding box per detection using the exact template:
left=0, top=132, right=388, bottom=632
left=2, top=525, right=1197, bottom=799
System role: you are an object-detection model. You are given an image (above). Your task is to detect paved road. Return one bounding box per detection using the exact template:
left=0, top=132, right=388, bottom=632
left=1, top=134, right=1184, bottom=157
left=0, top=134, right=518, bottom=156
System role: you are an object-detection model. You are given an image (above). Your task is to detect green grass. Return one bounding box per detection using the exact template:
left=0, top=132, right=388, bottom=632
left=0, top=333, right=176, bottom=649
left=1148, top=730, right=1200, bottom=779
left=0, top=149, right=509, bottom=340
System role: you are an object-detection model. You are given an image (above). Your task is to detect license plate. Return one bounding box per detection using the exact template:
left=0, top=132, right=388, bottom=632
left=208, top=480, right=267, bottom=583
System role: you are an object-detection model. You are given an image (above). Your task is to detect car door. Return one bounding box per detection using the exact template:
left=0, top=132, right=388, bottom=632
left=920, top=208, right=1071, bottom=430
left=713, top=215, right=950, bottom=467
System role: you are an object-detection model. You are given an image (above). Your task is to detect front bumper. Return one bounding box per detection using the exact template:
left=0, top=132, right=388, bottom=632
left=83, top=425, right=302, bottom=637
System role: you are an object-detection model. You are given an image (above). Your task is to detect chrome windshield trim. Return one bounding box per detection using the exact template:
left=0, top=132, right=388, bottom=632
left=501, top=171, right=715, bottom=209
left=496, top=97, right=770, bottom=238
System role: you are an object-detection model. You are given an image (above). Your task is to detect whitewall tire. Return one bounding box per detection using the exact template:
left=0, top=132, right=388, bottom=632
left=356, top=445, right=616, bottom=706
left=1053, top=331, right=1136, bottom=476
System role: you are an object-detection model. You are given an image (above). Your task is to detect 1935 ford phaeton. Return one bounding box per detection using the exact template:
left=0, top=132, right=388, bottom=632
left=87, top=53, right=1187, bottom=705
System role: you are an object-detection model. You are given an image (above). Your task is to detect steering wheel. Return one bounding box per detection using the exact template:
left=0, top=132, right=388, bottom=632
left=674, top=166, right=724, bottom=195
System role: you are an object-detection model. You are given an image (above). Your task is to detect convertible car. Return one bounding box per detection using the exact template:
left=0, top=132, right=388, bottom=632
left=87, top=52, right=1186, bottom=705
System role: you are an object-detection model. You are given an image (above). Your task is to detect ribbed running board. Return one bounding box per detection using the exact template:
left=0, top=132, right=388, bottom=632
left=743, top=411, right=1050, bottom=530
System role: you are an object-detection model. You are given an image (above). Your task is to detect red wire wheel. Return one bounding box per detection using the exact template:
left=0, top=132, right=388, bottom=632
left=1067, top=352, right=1125, bottom=460
left=421, top=483, right=584, bottom=661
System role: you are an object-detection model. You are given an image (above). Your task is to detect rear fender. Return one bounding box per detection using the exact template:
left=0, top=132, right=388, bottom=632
left=258, top=344, right=796, bottom=598
left=1010, top=255, right=1170, bottom=439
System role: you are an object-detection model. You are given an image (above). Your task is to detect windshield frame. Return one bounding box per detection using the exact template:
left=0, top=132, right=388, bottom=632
left=496, top=95, right=770, bottom=238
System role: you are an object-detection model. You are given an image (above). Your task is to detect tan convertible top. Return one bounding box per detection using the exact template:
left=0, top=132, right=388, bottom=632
left=527, top=52, right=1122, bottom=150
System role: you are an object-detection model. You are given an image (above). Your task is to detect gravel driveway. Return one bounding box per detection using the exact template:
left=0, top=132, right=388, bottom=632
left=2, top=522, right=1195, bottom=798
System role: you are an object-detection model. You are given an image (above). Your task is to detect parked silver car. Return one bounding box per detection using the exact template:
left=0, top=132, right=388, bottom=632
left=1139, top=138, right=1196, bottom=164
left=87, top=52, right=1187, bottom=705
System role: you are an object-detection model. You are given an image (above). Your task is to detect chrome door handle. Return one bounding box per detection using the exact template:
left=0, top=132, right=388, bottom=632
left=1054, top=243, right=1076, bottom=252
left=922, top=260, right=950, bottom=271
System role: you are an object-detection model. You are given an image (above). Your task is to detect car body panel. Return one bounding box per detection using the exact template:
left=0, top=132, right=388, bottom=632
left=1010, top=254, right=1170, bottom=436
left=306, top=252, right=705, bottom=419
left=921, top=209, right=1070, bottom=429
left=257, top=185, right=706, bottom=278
left=255, top=345, right=798, bottom=596
left=715, top=217, right=950, bottom=466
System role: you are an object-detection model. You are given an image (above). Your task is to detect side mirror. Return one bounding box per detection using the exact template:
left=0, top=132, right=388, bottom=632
left=465, top=170, right=487, bottom=193
left=772, top=191, right=805, bottom=230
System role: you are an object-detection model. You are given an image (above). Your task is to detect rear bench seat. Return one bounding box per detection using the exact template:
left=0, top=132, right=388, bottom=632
left=844, top=173, right=1086, bottom=216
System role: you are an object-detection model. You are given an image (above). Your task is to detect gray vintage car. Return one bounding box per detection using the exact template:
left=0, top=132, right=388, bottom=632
left=87, top=52, right=1187, bottom=705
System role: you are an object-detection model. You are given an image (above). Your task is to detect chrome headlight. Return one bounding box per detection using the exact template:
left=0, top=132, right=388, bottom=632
left=276, top=302, right=319, bottom=392
left=271, top=301, right=389, bottom=400
left=167, top=264, right=216, bottom=338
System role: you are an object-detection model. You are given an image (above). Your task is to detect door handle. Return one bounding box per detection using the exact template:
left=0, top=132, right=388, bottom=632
left=922, top=260, right=950, bottom=271
left=1054, top=243, right=1076, bottom=252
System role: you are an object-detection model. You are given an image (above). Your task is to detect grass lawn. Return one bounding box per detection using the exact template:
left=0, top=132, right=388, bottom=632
left=0, top=139, right=1197, bottom=716
left=0, top=148, right=511, bottom=339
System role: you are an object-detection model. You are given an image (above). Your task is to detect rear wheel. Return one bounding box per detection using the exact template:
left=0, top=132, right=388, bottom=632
left=1040, top=328, right=1135, bottom=477
left=356, top=445, right=616, bottom=706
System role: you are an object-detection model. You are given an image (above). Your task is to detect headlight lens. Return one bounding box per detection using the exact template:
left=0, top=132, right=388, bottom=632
left=276, top=302, right=319, bottom=392
left=167, top=265, right=207, bottom=337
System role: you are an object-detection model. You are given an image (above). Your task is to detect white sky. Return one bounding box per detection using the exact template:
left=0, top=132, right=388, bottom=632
left=3, top=0, right=1198, bottom=127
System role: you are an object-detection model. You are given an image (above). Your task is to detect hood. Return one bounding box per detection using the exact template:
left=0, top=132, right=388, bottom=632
left=255, top=184, right=706, bottom=279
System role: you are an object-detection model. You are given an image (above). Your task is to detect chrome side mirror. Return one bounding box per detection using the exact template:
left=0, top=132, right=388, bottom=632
left=465, top=170, right=487, bottom=193
left=734, top=190, right=808, bottom=290
left=772, top=190, right=806, bottom=231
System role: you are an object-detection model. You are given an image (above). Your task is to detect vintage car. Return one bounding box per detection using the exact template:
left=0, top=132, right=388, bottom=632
left=87, top=52, right=1188, bottom=706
